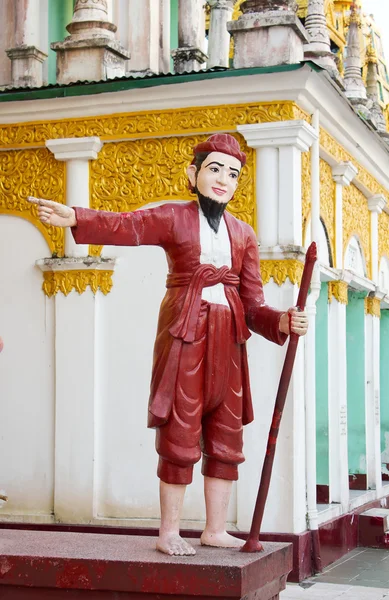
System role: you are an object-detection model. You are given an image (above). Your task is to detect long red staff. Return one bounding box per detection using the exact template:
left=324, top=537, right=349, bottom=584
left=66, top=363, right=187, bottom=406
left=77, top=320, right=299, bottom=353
left=241, top=242, right=317, bottom=553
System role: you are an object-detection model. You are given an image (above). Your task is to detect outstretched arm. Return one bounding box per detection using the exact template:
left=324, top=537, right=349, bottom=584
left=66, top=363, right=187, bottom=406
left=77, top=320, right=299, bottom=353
left=239, top=227, right=308, bottom=344
left=27, top=198, right=174, bottom=248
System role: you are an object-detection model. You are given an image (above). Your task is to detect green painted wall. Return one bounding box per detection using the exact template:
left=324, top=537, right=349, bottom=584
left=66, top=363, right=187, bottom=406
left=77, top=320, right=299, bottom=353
left=380, top=311, right=389, bottom=466
left=346, top=291, right=366, bottom=475
left=170, top=0, right=179, bottom=72
left=48, top=0, right=74, bottom=85
left=316, top=283, right=329, bottom=485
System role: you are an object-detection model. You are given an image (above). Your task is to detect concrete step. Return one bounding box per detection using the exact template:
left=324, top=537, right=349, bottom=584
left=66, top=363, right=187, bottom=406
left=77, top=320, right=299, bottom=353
left=359, top=508, right=389, bottom=548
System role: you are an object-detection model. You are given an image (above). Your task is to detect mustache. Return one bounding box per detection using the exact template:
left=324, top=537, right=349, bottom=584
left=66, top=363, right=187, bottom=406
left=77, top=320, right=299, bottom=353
left=195, top=187, right=228, bottom=234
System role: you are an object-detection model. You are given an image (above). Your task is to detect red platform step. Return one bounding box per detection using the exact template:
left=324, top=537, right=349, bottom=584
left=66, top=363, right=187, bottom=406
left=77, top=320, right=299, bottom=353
left=0, top=529, right=293, bottom=599
left=358, top=508, right=389, bottom=548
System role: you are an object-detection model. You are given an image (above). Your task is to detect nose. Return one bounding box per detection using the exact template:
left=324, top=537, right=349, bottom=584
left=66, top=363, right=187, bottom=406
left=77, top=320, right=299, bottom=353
left=216, top=168, right=227, bottom=185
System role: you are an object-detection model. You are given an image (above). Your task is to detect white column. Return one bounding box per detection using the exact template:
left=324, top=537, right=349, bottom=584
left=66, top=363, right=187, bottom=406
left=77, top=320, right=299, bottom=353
left=36, top=256, right=115, bottom=523
left=55, top=287, right=99, bottom=521
left=172, top=0, right=207, bottom=74
left=46, top=137, right=104, bottom=257
left=255, top=147, right=278, bottom=246
left=305, top=110, right=320, bottom=534
left=328, top=281, right=349, bottom=508
left=364, top=300, right=383, bottom=493
left=127, top=0, right=160, bottom=73
left=236, top=120, right=317, bottom=535
left=368, top=195, right=387, bottom=283
left=5, top=0, right=47, bottom=87
left=207, top=0, right=234, bottom=69
left=332, top=162, right=358, bottom=269
left=238, top=120, right=318, bottom=247
left=159, top=0, right=171, bottom=73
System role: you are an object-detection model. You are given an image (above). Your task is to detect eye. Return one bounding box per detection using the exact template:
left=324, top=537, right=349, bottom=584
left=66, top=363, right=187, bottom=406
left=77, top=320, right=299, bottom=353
left=210, top=167, right=219, bottom=173
left=230, top=172, right=238, bottom=179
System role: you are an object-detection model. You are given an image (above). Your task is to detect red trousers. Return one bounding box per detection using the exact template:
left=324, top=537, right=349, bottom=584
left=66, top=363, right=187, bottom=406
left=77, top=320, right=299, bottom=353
left=156, top=302, right=245, bottom=485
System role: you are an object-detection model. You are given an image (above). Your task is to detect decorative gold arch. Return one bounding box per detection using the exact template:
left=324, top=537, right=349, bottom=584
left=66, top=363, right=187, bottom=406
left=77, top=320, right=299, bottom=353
left=0, top=148, right=65, bottom=256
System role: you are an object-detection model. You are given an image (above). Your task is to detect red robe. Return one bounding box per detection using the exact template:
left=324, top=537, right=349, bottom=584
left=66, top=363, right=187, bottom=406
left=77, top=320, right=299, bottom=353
left=72, top=201, right=287, bottom=429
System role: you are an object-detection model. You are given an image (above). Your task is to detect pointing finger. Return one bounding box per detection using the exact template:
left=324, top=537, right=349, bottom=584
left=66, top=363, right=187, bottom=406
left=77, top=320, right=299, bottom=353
left=27, top=196, right=56, bottom=208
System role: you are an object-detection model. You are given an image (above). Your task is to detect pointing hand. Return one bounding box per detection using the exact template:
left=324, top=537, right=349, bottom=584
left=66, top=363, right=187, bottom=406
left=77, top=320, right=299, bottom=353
left=27, top=196, right=77, bottom=228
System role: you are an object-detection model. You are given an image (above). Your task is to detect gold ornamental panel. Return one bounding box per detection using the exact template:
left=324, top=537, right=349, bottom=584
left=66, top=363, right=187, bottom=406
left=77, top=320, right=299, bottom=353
left=0, top=148, right=65, bottom=256
left=365, top=296, right=381, bottom=318
left=320, top=159, right=336, bottom=262
left=302, top=150, right=311, bottom=229
left=328, top=280, right=348, bottom=305
left=42, top=270, right=114, bottom=297
left=342, top=184, right=371, bottom=277
left=260, top=259, right=304, bottom=286
left=0, top=102, right=307, bottom=150
left=320, top=128, right=389, bottom=203
left=378, top=211, right=389, bottom=262
left=89, top=133, right=255, bottom=255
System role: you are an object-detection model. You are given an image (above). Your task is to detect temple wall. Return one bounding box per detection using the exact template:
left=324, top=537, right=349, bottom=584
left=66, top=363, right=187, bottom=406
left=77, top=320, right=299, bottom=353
left=0, top=91, right=389, bottom=533
left=0, top=216, right=55, bottom=517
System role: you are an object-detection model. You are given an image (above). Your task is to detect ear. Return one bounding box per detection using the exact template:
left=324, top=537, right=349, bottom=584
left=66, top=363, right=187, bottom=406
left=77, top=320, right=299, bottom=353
left=186, top=164, right=197, bottom=189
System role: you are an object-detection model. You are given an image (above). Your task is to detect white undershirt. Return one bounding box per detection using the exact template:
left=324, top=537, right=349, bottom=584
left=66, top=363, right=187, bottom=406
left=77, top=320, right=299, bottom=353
left=199, top=205, right=231, bottom=307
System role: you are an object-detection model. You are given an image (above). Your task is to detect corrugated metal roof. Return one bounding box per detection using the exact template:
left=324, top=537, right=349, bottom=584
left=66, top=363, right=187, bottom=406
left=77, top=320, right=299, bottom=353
left=0, top=67, right=228, bottom=94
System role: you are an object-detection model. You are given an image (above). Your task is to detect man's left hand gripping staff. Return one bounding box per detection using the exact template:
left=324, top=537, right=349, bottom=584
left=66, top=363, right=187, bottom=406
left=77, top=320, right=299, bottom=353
left=27, top=196, right=77, bottom=228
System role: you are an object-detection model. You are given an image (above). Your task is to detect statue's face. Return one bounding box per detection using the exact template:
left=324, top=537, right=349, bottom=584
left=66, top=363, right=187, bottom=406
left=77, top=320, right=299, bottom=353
left=187, top=151, right=241, bottom=204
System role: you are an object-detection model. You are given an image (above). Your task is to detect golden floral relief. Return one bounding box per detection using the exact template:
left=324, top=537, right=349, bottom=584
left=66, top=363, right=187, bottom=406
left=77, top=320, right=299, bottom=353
left=302, top=150, right=311, bottom=231
left=320, top=159, right=336, bottom=263
left=260, top=259, right=304, bottom=286
left=342, top=184, right=371, bottom=277
left=90, top=133, right=256, bottom=228
left=378, top=211, right=389, bottom=263
left=42, top=270, right=114, bottom=297
left=328, top=280, right=348, bottom=304
left=0, top=148, right=65, bottom=256
left=320, top=128, right=389, bottom=203
left=0, top=102, right=306, bottom=149
left=365, top=296, right=381, bottom=318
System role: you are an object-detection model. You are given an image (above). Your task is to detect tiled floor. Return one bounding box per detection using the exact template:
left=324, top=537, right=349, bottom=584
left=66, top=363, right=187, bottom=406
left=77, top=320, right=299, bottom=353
left=281, top=548, right=389, bottom=599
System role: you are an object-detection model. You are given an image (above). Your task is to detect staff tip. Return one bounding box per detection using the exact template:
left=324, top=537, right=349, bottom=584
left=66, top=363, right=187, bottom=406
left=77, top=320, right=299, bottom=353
left=306, top=242, right=317, bottom=262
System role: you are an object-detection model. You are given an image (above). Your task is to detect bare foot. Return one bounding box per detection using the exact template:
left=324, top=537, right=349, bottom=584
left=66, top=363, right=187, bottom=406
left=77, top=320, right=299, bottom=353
left=200, top=530, right=245, bottom=548
left=156, top=533, right=196, bottom=556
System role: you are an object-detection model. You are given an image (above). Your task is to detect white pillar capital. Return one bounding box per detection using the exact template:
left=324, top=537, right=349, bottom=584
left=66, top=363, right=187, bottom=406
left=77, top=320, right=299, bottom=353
left=368, top=194, right=387, bottom=214
left=46, top=137, right=104, bottom=257
left=45, top=137, right=104, bottom=161
left=238, top=120, right=318, bottom=152
left=332, top=161, right=358, bottom=186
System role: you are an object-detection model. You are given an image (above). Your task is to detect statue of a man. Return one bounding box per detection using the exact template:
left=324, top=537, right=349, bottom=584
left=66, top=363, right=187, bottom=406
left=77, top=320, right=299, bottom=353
left=28, top=134, right=308, bottom=556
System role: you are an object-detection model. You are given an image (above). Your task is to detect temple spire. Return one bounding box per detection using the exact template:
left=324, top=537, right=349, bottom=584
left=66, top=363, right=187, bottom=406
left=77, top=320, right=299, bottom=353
left=304, top=0, right=342, bottom=84
left=343, top=3, right=369, bottom=119
left=365, top=38, right=389, bottom=141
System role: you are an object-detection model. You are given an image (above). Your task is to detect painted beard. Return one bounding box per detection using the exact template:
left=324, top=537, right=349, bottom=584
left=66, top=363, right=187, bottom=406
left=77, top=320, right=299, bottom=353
left=195, top=188, right=228, bottom=234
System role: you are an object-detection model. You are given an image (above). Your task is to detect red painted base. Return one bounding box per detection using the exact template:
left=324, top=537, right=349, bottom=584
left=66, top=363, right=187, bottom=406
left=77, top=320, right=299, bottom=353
left=349, top=474, right=367, bottom=490
left=1, top=491, right=388, bottom=586
left=0, top=530, right=292, bottom=600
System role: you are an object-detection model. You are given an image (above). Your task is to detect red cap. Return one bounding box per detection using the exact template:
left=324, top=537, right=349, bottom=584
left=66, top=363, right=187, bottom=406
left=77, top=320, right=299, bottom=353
left=192, top=133, right=246, bottom=166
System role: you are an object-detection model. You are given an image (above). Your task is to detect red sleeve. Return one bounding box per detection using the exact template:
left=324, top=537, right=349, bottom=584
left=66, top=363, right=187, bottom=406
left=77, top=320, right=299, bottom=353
left=239, top=226, right=287, bottom=346
left=71, top=204, right=175, bottom=248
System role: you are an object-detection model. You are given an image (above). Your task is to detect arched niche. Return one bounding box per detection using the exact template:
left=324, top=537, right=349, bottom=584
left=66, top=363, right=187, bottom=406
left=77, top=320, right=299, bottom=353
left=344, top=236, right=367, bottom=277
left=304, top=217, right=333, bottom=267
left=379, top=256, right=389, bottom=295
